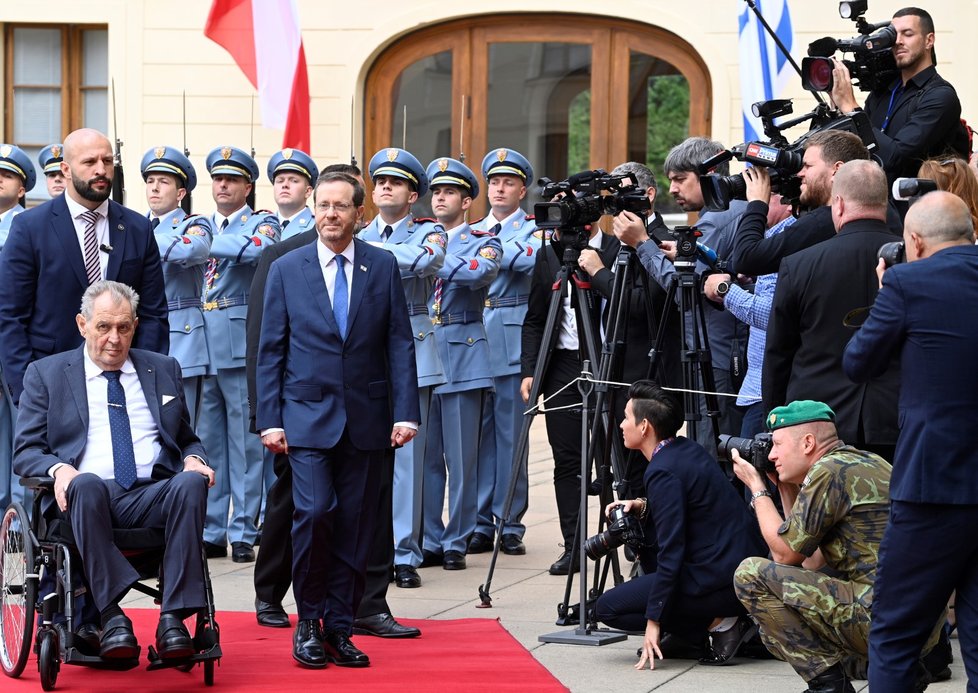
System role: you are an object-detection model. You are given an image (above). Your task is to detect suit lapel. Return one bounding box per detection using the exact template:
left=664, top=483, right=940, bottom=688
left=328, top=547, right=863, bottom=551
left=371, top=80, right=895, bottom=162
left=51, top=196, right=89, bottom=288
left=300, top=246, right=339, bottom=334
left=345, top=240, right=370, bottom=336
left=105, top=202, right=126, bottom=280
left=65, top=348, right=89, bottom=436
left=130, top=351, right=162, bottom=433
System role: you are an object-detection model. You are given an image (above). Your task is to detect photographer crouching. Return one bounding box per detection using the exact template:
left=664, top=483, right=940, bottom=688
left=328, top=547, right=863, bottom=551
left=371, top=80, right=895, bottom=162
left=593, top=381, right=766, bottom=670
left=731, top=401, right=933, bottom=692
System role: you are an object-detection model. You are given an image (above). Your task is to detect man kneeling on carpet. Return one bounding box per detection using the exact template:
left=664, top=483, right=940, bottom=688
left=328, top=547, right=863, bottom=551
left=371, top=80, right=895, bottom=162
left=14, top=280, right=214, bottom=661
left=593, top=381, right=767, bottom=669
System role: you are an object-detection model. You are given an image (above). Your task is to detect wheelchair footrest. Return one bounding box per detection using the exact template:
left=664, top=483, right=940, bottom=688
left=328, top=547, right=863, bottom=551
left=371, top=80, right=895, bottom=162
left=146, top=642, right=222, bottom=671
left=63, top=646, right=141, bottom=671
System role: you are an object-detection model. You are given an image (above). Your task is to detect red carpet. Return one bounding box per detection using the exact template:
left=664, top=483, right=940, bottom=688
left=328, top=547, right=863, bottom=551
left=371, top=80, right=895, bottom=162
left=9, top=610, right=568, bottom=692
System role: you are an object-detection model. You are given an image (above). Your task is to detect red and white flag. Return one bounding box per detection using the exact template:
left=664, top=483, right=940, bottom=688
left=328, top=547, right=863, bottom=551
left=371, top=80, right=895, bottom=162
left=205, top=0, right=311, bottom=152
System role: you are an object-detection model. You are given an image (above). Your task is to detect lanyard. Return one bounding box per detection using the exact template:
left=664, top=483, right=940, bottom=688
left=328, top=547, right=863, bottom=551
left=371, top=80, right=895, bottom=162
left=881, top=82, right=905, bottom=132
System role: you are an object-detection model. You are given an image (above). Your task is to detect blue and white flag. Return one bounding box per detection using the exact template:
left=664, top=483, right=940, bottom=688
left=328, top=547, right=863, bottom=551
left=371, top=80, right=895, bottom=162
left=738, top=0, right=795, bottom=142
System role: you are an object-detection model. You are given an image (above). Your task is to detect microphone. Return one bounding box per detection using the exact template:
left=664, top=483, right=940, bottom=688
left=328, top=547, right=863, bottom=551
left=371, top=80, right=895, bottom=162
left=100, top=243, right=114, bottom=253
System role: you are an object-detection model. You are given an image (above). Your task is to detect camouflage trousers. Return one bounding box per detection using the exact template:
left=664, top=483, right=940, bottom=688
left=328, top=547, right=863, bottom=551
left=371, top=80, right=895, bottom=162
left=734, top=557, right=872, bottom=682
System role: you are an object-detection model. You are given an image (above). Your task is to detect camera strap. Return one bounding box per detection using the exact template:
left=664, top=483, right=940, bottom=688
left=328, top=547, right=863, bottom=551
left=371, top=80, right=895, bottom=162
left=881, top=82, right=905, bottom=133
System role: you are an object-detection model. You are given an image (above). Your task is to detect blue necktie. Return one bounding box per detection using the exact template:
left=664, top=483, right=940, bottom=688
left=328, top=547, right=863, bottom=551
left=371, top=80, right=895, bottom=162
left=333, top=254, right=348, bottom=338
left=103, top=370, right=137, bottom=490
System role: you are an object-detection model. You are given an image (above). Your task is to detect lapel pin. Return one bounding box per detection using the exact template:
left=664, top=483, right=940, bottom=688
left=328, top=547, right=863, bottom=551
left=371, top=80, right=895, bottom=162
left=117, top=224, right=124, bottom=231
left=360, top=265, right=367, bottom=272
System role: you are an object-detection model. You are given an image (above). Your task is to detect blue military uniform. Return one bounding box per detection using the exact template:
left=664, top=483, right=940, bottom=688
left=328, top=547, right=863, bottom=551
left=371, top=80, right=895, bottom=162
left=0, top=144, right=36, bottom=510
left=267, top=148, right=318, bottom=241
left=360, top=148, right=446, bottom=573
left=421, top=158, right=502, bottom=560
left=199, top=146, right=280, bottom=553
left=140, top=146, right=213, bottom=417
left=470, top=149, right=540, bottom=546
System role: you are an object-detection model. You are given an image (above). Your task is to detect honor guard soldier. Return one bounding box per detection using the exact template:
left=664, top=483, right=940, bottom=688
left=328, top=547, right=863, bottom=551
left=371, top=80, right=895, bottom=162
left=467, top=148, right=540, bottom=557
left=0, top=144, right=36, bottom=510
left=268, top=148, right=318, bottom=240
left=200, top=146, right=280, bottom=562
left=140, top=145, right=214, bottom=415
left=359, top=148, right=447, bottom=587
left=421, top=157, right=501, bottom=571
left=38, top=143, right=66, bottom=197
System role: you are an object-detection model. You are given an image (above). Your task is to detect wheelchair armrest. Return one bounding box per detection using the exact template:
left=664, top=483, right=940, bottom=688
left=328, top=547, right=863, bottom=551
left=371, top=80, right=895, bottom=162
left=20, top=476, right=54, bottom=491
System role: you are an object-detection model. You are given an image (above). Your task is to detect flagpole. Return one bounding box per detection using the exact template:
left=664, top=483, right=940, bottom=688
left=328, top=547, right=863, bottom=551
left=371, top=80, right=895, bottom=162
left=743, top=0, right=826, bottom=105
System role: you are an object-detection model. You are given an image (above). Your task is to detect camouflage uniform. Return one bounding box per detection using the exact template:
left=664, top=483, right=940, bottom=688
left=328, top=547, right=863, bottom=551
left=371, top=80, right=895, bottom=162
left=734, top=445, right=892, bottom=682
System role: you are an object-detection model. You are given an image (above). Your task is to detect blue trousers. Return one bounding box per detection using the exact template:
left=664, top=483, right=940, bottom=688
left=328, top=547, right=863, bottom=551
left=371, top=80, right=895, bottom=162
left=290, top=440, right=382, bottom=632
left=392, top=386, right=431, bottom=567
left=422, top=389, right=484, bottom=554
left=198, top=369, right=262, bottom=546
left=475, top=374, right=527, bottom=538
left=869, top=500, right=978, bottom=691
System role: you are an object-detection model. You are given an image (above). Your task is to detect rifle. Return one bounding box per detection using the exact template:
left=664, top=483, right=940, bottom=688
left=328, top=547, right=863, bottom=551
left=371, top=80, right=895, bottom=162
left=111, top=78, right=125, bottom=205
left=181, top=90, right=193, bottom=214
left=247, top=94, right=257, bottom=210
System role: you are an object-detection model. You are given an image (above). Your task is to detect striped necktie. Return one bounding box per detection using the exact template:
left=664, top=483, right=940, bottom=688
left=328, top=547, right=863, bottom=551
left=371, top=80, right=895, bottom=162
left=81, top=210, right=101, bottom=284
left=205, top=218, right=229, bottom=290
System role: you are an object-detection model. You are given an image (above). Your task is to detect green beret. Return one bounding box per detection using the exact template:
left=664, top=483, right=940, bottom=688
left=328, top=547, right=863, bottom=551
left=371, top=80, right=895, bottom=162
left=766, top=400, right=835, bottom=431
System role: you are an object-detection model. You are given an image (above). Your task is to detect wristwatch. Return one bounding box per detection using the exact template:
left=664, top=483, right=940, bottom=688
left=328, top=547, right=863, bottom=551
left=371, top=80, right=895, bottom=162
left=750, top=489, right=773, bottom=509
left=715, top=279, right=731, bottom=297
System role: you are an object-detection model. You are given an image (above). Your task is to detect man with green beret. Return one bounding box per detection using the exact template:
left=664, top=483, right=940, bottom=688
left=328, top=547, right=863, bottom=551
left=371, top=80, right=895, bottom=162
left=730, top=400, right=903, bottom=692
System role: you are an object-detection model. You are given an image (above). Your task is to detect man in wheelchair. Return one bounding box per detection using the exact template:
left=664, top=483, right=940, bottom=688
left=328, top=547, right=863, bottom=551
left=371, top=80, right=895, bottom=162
left=13, top=280, right=214, bottom=661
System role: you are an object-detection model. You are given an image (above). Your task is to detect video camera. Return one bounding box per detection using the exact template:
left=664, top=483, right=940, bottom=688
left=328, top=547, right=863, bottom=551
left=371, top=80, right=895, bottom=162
left=699, top=98, right=876, bottom=211
left=717, top=432, right=775, bottom=474
left=534, top=170, right=652, bottom=249
left=802, top=1, right=898, bottom=93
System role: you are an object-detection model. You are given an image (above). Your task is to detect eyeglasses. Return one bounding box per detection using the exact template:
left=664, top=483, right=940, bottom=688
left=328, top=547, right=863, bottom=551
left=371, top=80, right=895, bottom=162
left=315, top=202, right=356, bottom=213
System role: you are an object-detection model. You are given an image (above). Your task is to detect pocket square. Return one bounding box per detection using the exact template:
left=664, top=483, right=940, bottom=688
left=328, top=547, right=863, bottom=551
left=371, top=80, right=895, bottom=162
left=161, top=395, right=176, bottom=406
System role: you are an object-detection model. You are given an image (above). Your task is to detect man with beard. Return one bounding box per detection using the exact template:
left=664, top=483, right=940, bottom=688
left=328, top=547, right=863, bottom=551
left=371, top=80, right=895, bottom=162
left=0, top=128, right=168, bottom=406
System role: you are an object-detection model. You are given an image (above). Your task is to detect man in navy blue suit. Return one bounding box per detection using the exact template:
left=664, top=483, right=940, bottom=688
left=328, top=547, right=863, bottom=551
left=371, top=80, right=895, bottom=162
left=0, top=128, right=168, bottom=406
left=844, top=190, right=978, bottom=690
left=256, top=171, right=420, bottom=669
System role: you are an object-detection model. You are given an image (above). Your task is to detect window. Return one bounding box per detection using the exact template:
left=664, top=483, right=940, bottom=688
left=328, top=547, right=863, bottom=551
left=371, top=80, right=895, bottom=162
left=364, top=15, right=710, bottom=219
left=4, top=24, right=109, bottom=201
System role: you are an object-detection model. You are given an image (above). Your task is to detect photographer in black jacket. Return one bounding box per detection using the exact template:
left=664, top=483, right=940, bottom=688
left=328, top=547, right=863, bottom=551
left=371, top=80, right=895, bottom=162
left=829, top=7, right=969, bottom=186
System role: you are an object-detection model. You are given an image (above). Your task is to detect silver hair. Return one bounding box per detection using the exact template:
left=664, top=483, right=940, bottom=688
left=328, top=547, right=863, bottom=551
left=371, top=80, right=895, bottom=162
left=663, top=137, right=730, bottom=177
left=611, top=162, right=656, bottom=191
left=80, top=280, right=140, bottom=320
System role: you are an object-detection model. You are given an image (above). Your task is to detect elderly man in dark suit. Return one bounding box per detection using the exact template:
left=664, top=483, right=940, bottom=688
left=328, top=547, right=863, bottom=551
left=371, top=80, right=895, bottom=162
left=256, top=172, right=419, bottom=669
left=763, top=160, right=900, bottom=461
left=14, top=281, right=213, bottom=662
left=0, top=128, right=168, bottom=406
left=844, top=191, right=978, bottom=689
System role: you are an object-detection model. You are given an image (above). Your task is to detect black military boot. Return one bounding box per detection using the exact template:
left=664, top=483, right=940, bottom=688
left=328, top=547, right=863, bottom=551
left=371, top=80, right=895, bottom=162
left=803, top=663, right=856, bottom=693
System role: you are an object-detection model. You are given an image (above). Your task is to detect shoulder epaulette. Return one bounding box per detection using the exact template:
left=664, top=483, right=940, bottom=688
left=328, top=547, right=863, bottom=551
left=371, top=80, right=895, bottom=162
left=469, top=215, right=487, bottom=226
left=525, top=214, right=535, bottom=221
left=413, top=217, right=437, bottom=224
left=471, top=228, right=494, bottom=237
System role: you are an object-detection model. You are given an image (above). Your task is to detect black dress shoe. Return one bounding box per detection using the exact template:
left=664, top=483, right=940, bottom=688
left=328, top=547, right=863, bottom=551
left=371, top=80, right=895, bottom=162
left=204, top=541, right=227, bottom=559
left=466, top=532, right=493, bottom=554
left=293, top=619, right=327, bottom=668
left=156, top=613, right=195, bottom=660
left=394, top=564, right=422, bottom=588
left=99, top=614, right=139, bottom=660
left=352, top=612, right=421, bottom=638
left=231, top=542, right=255, bottom=563
left=323, top=630, right=370, bottom=667
left=73, top=623, right=101, bottom=655
left=803, top=663, right=855, bottom=693
left=255, top=597, right=291, bottom=628
left=699, top=615, right=757, bottom=665
left=420, top=549, right=444, bottom=568
left=548, top=550, right=580, bottom=575
left=500, top=534, right=526, bottom=555
left=443, top=550, right=466, bottom=570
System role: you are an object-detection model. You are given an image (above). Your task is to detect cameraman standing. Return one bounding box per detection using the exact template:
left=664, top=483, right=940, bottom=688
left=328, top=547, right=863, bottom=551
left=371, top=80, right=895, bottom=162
left=732, top=401, right=899, bottom=692
left=844, top=191, right=978, bottom=689
left=594, top=381, right=765, bottom=670
left=830, top=7, right=969, bottom=185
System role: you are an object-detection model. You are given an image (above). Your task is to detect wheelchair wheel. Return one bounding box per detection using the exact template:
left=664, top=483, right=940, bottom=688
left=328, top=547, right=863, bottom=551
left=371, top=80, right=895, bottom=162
left=37, top=629, right=59, bottom=691
left=0, top=503, right=37, bottom=678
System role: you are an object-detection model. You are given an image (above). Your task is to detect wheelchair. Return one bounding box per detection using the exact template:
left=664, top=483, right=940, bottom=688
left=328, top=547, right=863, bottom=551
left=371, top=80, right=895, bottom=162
left=0, top=477, right=221, bottom=690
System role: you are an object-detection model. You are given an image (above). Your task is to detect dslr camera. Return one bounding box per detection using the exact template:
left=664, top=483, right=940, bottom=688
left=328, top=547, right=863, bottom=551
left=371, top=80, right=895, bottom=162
left=717, top=432, right=775, bottom=474
left=583, top=503, right=645, bottom=561
left=802, top=1, right=898, bottom=93
left=535, top=170, right=651, bottom=250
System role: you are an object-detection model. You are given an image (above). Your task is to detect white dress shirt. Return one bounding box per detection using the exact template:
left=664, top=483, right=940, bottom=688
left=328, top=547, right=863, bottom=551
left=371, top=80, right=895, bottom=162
left=64, top=194, right=111, bottom=281
left=316, top=238, right=355, bottom=305
left=76, top=352, right=162, bottom=481
left=556, top=231, right=603, bottom=350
